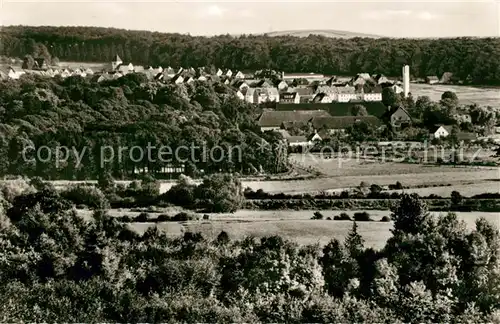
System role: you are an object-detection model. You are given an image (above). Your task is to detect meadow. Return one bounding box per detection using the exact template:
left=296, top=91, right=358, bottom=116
left=45, top=153, right=499, bottom=195
left=243, top=154, right=499, bottom=194
left=93, top=209, right=500, bottom=250
left=409, top=83, right=500, bottom=109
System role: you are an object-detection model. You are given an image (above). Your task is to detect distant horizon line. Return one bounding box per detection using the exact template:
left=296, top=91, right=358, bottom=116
left=2, top=25, right=498, bottom=39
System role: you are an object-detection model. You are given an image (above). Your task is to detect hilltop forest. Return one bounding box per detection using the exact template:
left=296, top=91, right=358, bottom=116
left=1, top=26, right=500, bottom=85
left=0, top=74, right=288, bottom=180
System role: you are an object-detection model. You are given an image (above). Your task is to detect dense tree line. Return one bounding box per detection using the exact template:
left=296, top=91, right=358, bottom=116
left=0, top=74, right=288, bottom=180
left=0, top=179, right=498, bottom=321
left=2, top=26, right=500, bottom=84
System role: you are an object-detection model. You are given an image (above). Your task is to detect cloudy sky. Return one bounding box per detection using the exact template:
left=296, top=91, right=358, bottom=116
left=2, top=0, right=499, bottom=38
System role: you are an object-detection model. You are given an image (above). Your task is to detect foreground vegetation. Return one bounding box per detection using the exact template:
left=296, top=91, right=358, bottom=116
left=2, top=26, right=500, bottom=84
left=0, top=177, right=499, bottom=322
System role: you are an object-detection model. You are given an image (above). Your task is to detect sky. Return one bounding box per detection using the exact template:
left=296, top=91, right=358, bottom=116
left=1, top=0, right=499, bottom=38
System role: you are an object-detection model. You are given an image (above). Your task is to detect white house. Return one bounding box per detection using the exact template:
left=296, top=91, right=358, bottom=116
left=244, top=88, right=259, bottom=104
left=392, top=84, right=404, bottom=94
left=336, top=87, right=357, bottom=102
left=234, top=71, right=245, bottom=79
left=60, top=69, right=72, bottom=78
left=287, top=136, right=312, bottom=148
left=8, top=67, right=25, bottom=79
left=312, top=93, right=333, bottom=103
left=216, top=68, right=223, bottom=76
left=308, top=132, right=323, bottom=142
left=430, top=125, right=453, bottom=139
left=276, top=80, right=288, bottom=91
left=236, top=90, right=245, bottom=100
left=111, top=55, right=123, bottom=70
left=225, top=69, right=233, bottom=77
left=255, top=87, right=279, bottom=103
left=363, top=92, right=383, bottom=102
left=172, top=74, right=184, bottom=84
left=280, top=92, right=300, bottom=104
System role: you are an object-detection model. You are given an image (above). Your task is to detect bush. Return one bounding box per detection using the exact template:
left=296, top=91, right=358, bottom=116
left=134, top=212, right=150, bottom=222
left=195, top=174, right=244, bottom=213
left=203, top=214, right=210, bottom=220
left=353, top=212, right=372, bottom=222
left=61, top=185, right=110, bottom=210
left=326, top=217, right=332, bottom=220
left=156, top=214, right=172, bottom=222
left=333, top=213, right=352, bottom=221
left=162, top=175, right=197, bottom=207
left=216, top=231, right=230, bottom=245
left=311, top=211, right=324, bottom=220
left=172, top=212, right=199, bottom=222
left=121, top=215, right=133, bottom=223
left=380, top=215, right=391, bottom=222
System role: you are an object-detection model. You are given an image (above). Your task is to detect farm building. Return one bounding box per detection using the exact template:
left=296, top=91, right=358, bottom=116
left=276, top=101, right=388, bottom=118
left=256, top=110, right=331, bottom=131
left=385, top=107, right=412, bottom=128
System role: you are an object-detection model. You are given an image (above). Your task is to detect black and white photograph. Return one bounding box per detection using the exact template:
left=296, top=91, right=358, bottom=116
left=0, top=0, right=499, bottom=322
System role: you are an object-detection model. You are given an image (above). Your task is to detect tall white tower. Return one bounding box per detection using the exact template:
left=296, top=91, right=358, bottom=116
left=402, top=65, right=410, bottom=98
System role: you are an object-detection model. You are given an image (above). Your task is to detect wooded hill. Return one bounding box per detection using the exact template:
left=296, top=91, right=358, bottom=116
left=1, top=26, right=500, bottom=85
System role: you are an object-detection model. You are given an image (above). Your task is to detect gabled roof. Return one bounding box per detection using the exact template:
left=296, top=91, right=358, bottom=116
left=387, top=106, right=411, bottom=119
left=257, top=110, right=331, bottom=128
left=426, top=75, right=439, bottom=80
left=281, top=120, right=307, bottom=129
left=258, top=87, right=279, bottom=96
left=232, top=80, right=248, bottom=88
left=280, top=92, right=299, bottom=99
left=289, top=87, right=315, bottom=96
left=313, top=93, right=328, bottom=102
left=276, top=101, right=388, bottom=118
left=429, top=124, right=453, bottom=134
left=255, top=79, right=272, bottom=87
left=287, top=136, right=309, bottom=144
left=311, top=116, right=382, bottom=130
left=114, top=54, right=122, bottom=62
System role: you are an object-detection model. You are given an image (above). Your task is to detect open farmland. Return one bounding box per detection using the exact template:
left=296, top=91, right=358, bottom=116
left=125, top=210, right=500, bottom=250
left=243, top=155, right=499, bottom=194
left=46, top=153, right=499, bottom=195
left=409, top=83, right=500, bottom=109
left=389, top=181, right=500, bottom=197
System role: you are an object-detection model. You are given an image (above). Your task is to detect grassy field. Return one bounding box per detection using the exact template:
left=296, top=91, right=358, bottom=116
left=389, top=181, right=500, bottom=197
left=116, top=210, right=500, bottom=249
left=45, top=154, right=499, bottom=195
left=410, top=83, right=500, bottom=109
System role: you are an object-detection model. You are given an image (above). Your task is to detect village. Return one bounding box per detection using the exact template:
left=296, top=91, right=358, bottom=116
left=1, top=54, right=497, bottom=149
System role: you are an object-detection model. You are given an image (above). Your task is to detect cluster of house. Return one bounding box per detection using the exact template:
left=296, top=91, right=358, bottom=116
left=0, top=57, right=96, bottom=80
left=1, top=55, right=400, bottom=106
left=0, top=55, right=248, bottom=83
left=231, top=72, right=400, bottom=105
left=256, top=103, right=477, bottom=148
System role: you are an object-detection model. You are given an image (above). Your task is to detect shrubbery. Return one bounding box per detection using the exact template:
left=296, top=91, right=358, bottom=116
left=162, top=173, right=244, bottom=213
left=0, top=188, right=498, bottom=322
left=311, top=211, right=324, bottom=220
left=353, top=212, right=373, bottom=222
left=61, top=185, right=110, bottom=210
